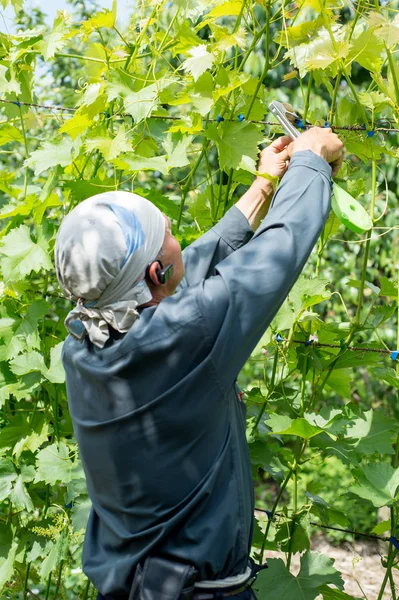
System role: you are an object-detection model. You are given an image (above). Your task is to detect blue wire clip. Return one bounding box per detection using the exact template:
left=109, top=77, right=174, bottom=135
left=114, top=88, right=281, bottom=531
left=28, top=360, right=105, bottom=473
left=391, top=350, right=399, bottom=361
left=296, top=119, right=305, bottom=130
left=64, top=502, right=73, bottom=509
left=390, top=536, right=399, bottom=549
left=216, top=115, right=224, bottom=123
left=14, top=101, right=21, bottom=107
left=367, top=130, right=375, bottom=138
left=237, top=113, right=245, bottom=122
left=275, top=334, right=283, bottom=343
left=323, top=121, right=330, bottom=128
left=305, top=334, right=318, bottom=347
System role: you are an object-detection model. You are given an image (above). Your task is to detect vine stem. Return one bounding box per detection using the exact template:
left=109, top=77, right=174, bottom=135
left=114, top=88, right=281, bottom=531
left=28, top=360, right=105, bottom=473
left=386, top=44, right=399, bottom=107
left=259, top=443, right=305, bottom=560
left=377, top=545, right=398, bottom=600
left=354, top=159, right=377, bottom=326
left=53, top=560, right=63, bottom=599
left=176, top=0, right=249, bottom=230
left=45, top=574, right=52, bottom=600
left=252, top=349, right=278, bottom=434
left=309, top=156, right=377, bottom=407
left=83, top=579, right=91, bottom=600
left=23, top=561, right=30, bottom=599
left=18, top=102, right=29, bottom=199
left=303, top=72, right=313, bottom=123
left=259, top=467, right=293, bottom=559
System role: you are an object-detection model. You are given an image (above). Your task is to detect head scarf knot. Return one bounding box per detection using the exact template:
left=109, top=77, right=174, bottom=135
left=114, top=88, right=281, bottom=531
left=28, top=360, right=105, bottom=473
left=55, top=191, right=165, bottom=348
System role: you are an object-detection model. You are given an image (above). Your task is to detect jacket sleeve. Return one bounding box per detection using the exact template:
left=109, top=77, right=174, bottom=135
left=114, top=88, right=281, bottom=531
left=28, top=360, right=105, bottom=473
left=177, top=206, right=254, bottom=290
left=196, top=150, right=333, bottom=389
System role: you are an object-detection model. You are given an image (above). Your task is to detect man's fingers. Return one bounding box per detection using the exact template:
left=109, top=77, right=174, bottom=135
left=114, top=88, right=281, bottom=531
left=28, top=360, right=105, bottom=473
left=331, top=155, right=343, bottom=177
left=269, top=135, right=293, bottom=152
left=278, top=148, right=290, bottom=162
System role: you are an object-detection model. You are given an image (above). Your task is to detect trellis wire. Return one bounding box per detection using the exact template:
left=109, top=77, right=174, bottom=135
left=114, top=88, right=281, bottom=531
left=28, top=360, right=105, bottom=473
left=255, top=507, right=399, bottom=546
left=1, top=97, right=399, bottom=134
left=273, top=335, right=399, bottom=361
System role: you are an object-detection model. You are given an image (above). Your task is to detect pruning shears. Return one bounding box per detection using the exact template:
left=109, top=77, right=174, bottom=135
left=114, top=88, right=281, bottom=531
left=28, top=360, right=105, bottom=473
left=268, top=101, right=373, bottom=235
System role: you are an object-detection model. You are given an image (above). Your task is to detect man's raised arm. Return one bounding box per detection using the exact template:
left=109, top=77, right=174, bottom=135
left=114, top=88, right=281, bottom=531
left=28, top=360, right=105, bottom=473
left=177, top=136, right=292, bottom=289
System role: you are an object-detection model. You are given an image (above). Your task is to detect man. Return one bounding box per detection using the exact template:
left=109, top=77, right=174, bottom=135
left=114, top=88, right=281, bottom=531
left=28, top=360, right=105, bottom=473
left=55, top=127, right=343, bottom=600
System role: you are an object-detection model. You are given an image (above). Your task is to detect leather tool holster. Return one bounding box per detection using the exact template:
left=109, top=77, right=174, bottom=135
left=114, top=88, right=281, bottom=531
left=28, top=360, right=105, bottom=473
left=128, top=556, right=198, bottom=600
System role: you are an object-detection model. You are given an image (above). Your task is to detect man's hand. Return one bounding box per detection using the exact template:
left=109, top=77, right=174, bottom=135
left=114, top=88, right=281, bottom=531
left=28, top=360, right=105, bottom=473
left=287, top=127, right=344, bottom=177
left=256, top=135, right=293, bottom=184
left=235, top=136, right=293, bottom=230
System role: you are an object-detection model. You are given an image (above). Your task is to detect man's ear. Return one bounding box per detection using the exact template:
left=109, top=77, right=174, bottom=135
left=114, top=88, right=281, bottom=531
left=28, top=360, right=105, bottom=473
left=146, top=261, right=162, bottom=286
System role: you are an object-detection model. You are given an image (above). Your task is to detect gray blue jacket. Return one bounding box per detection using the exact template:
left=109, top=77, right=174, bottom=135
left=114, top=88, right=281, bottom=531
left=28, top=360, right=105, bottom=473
left=62, top=150, right=332, bottom=597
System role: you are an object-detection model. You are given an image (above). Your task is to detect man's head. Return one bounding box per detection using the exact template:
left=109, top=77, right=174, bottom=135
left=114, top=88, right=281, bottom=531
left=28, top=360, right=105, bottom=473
left=55, top=191, right=184, bottom=347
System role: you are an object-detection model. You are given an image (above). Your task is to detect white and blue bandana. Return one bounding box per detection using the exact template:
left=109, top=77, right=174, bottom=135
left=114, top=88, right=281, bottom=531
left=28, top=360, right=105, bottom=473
left=55, top=191, right=165, bottom=348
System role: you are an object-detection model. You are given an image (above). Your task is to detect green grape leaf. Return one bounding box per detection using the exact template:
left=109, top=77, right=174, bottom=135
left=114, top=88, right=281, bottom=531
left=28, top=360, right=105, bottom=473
left=275, top=514, right=311, bottom=554
left=206, top=121, right=263, bottom=171
left=39, top=10, right=72, bottom=60
left=207, top=1, right=243, bottom=18
left=345, top=410, right=396, bottom=455
left=60, top=112, right=92, bottom=140
left=182, top=45, right=215, bottom=81
left=44, top=342, right=65, bottom=384
left=288, top=275, right=331, bottom=314
left=333, top=346, right=383, bottom=369
left=10, top=350, right=45, bottom=377
left=24, top=137, right=73, bottom=176
left=85, top=125, right=132, bottom=161
left=274, top=15, right=326, bottom=47
left=267, top=416, right=324, bottom=440
left=0, top=525, right=12, bottom=559
left=369, top=12, right=399, bottom=47
left=325, top=369, right=352, bottom=398
left=34, top=442, right=74, bottom=485
left=40, top=530, right=68, bottom=580
left=1, top=301, right=49, bottom=361
left=113, top=153, right=169, bottom=175
left=163, top=132, right=192, bottom=169
left=378, top=276, right=398, bottom=298
left=81, top=9, right=115, bottom=40
left=254, top=552, right=343, bottom=599
left=106, top=81, right=161, bottom=125
left=71, top=496, right=92, bottom=532
left=0, top=225, right=52, bottom=283
left=350, top=463, right=399, bottom=507
left=78, top=82, right=104, bottom=107
left=319, top=585, right=357, bottom=600
left=0, top=65, right=20, bottom=95
left=347, top=29, right=384, bottom=72
left=0, top=458, right=16, bottom=502
left=249, top=440, right=286, bottom=482
left=0, top=542, right=17, bottom=591
left=287, top=29, right=349, bottom=77
left=373, top=367, right=399, bottom=390
left=272, top=299, right=296, bottom=332
left=370, top=519, right=391, bottom=535
left=63, top=179, right=116, bottom=204
left=13, top=418, right=51, bottom=458
left=9, top=475, right=33, bottom=511
left=0, top=124, right=23, bottom=146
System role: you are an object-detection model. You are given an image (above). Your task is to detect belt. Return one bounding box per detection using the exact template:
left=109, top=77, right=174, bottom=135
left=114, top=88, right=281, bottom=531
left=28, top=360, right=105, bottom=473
left=193, top=581, right=256, bottom=598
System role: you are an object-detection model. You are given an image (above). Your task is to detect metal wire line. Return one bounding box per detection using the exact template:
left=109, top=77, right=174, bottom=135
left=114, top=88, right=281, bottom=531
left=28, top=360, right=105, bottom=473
left=1, top=97, right=399, bottom=133
left=277, top=338, right=394, bottom=355
left=255, top=507, right=395, bottom=544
